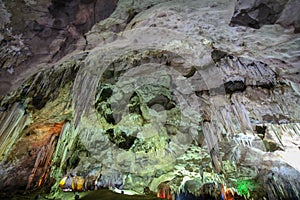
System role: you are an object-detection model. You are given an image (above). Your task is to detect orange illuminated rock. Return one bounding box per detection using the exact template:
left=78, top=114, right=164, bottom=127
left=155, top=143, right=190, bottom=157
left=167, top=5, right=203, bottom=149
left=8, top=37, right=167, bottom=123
left=59, top=175, right=85, bottom=192
left=26, top=121, right=65, bottom=190
left=59, top=177, right=68, bottom=188
left=72, top=176, right=85, bottom=191
left=220, top=184, right=236, bottom=200
left=225, top=188, right=235, bottom=200
left=157, top=182, right=172, bottom=200
left=33, top=121, right=65, bottom=136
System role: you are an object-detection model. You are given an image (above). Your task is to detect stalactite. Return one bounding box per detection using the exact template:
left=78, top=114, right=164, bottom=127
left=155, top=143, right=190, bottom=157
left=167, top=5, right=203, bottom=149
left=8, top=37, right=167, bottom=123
left=202, top=122, right=222, bottom=173
left=231, top=97, right=253, bottom=134
left=266, top=123, right=300, bottom=148
left=72, top=71, right=99, bottom=127
left=0, top=102, right=30, bottom=161
left=26, top=122, right=65, bottom=190
left=219, top=106, right=235, bottom=139
left=51, top=122, right=72, bottom=175
left=233, top=133, right=256, bottom=147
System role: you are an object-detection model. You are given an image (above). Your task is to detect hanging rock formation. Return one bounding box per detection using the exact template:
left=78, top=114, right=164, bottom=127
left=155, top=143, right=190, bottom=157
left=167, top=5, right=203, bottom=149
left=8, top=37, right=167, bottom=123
left=0, top=0, right=299, bottom=199
left=0, top=0, right=118, bottom=94
left=230, top=0, right=300, bottom=33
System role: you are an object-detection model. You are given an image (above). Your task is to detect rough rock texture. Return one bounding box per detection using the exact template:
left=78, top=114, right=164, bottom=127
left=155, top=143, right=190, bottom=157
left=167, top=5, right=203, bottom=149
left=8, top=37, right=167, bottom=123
left=0, top=0, right=118, bottom=95
left=230, top=0, right=300, bottom=33
left=0, top=0, right=300, bottom=199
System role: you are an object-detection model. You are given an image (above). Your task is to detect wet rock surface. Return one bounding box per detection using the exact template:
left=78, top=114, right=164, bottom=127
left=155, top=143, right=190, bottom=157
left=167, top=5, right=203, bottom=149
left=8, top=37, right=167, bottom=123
left=0, top=0, right=300, bottom=199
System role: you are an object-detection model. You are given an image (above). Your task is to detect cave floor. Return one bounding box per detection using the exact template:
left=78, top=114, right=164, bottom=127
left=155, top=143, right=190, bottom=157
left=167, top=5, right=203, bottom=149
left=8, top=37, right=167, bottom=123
left=0, top=189, right=164, bottom=200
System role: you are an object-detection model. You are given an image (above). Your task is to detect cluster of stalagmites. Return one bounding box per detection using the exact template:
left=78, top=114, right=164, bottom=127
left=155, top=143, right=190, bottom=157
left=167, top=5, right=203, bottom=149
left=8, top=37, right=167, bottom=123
left=57, top=173, right=239, bottom=200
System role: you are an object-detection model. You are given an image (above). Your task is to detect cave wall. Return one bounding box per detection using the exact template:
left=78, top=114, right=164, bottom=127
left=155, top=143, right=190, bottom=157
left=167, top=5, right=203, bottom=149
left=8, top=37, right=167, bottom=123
left=0, top=0, right=118, bottom=95
left=0, top=0, right=299, bottom=199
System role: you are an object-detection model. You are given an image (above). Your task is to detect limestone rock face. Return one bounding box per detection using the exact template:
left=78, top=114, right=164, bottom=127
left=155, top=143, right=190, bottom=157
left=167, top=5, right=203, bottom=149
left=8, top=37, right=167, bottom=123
left=0, top=0, right=118, bottom=94
left=0, top=0, right=300, bottom=199
left=230, top=0, right=300, bottom=33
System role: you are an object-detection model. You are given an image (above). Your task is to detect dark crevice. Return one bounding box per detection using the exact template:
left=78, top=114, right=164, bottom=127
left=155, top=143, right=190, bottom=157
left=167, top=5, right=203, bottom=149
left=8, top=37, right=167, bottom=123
left=128, top=92, right=142, bottom=115
left=126, top=9, right=138, bottom=24
left=224, top=80, right=246, bottom=94
left=195, top=90, right=210, bottom=97
left=95, top=102, right=116, bottom=125
left=262, top=114, right=291, bottom=124
left=230, top=1, right=299, bottom=32
left=256, top=125, right=267, bottom=139
left=106, top=113, right=116, bottom=125
left=101, top=70, right=115, bottom=81
left=211, top=49, right=228, bottom=63
left=230, top=3, right=279, bottom=29
left=32, top=93, right=49, bottom=110
left=183, top=66, right=197, bottom=78
left=147, top=95, right=175, bottom=110
left=195, top=87, right=224, bottom=97
left=106, top=128, right=136, bottom=150
left=98, top=88, right=113, bottom=102
left=263, top=140, right=283, bottom=152
left=230, top=9, right=260, bottom=29
left=256, top=82, right=275, bottom=90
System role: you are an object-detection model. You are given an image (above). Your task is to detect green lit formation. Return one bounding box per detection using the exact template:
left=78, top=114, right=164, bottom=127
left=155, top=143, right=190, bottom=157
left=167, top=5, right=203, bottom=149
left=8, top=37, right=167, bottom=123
left=235, top=179, right=255, bottom=198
